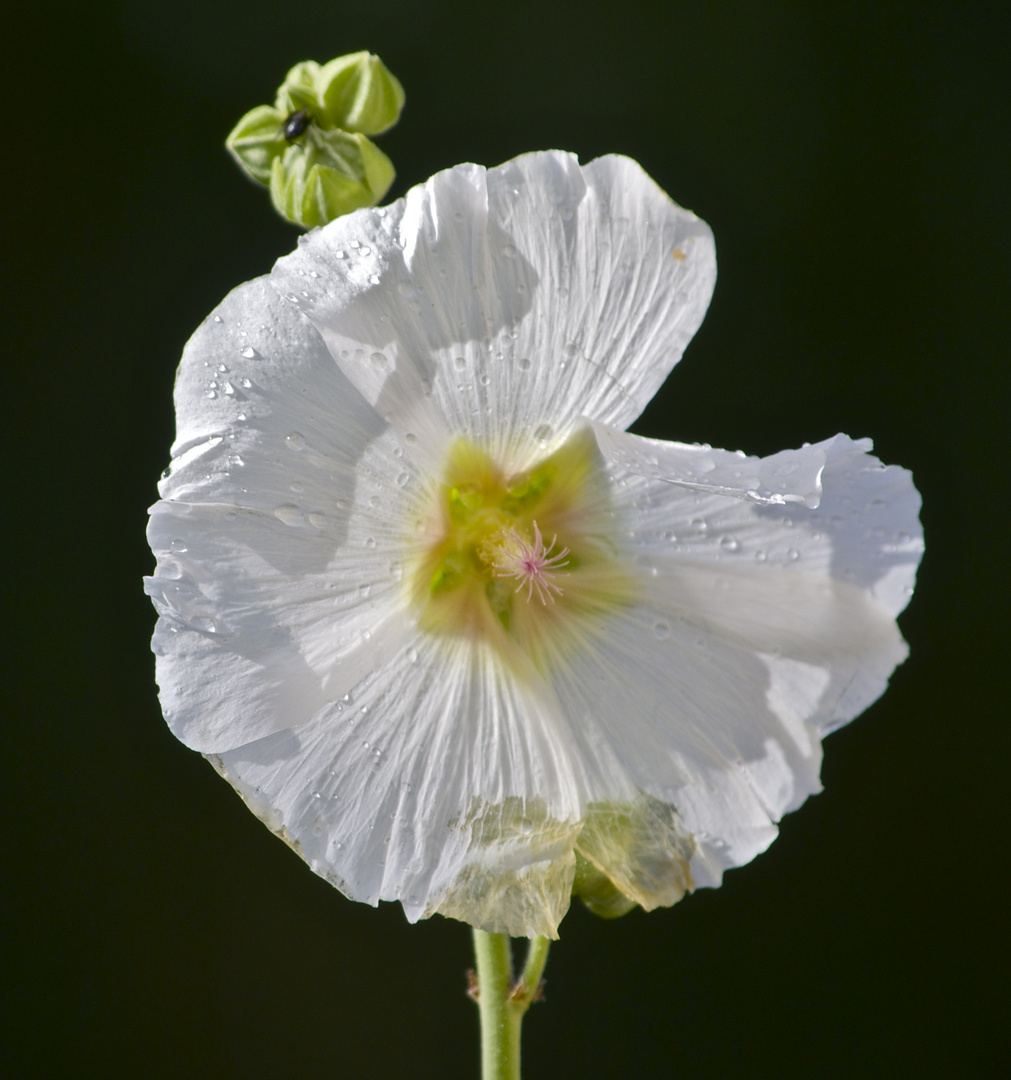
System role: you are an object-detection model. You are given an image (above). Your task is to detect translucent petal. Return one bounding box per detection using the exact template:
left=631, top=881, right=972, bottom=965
left=591, top=425, right=924, bottom=619
left=212, top=634, right=592, bottom=938
left=146, top=277, right=424, bottom=752
left=271, top=151, right=715, bottom=471
left=541, top=424, right=922, bottom=892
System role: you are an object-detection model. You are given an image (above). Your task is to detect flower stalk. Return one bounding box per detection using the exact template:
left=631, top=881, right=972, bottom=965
left=471, top=930, right=550, bottom=1080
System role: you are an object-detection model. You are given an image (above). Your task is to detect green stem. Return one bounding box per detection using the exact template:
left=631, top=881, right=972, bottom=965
left=472, top=929, right=551, bottom=1080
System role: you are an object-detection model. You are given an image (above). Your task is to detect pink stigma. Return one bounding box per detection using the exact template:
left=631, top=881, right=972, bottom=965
left=487, top=521, right=571, bottom=604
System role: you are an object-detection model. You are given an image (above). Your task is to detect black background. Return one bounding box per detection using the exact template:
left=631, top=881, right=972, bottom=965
left=6, top=2, right=1007, bottom=1077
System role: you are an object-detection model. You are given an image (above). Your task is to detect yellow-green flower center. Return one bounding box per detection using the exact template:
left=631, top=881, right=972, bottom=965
left=408, top=426, right=637, bottom=674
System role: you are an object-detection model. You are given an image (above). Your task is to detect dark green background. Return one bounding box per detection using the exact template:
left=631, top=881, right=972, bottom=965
left=6, top=2, right=1006, bottom=1076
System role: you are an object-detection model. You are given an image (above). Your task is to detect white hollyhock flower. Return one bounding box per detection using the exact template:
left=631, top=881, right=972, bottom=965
left=146, top=151, right=923, bottom=938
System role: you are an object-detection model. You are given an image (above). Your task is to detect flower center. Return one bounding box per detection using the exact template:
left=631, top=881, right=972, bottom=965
left=407, top=426, right=638, bottom=669
left=481, top=523, right=571, bottom=604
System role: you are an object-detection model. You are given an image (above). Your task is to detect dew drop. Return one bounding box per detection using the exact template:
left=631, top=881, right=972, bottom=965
left=653, top=620, right=671, bottom=640
left=308, top=512, right=327, bottom=528
left=190, top=616, right=217, bottom=634
left=368, top=274, right=380, bottom=285
left=407, top=646, right=419, bottom=664
left=205, top=389, right=217, bottom=399
left=274, top=504, right=304, bottom=527
left=212, top=314, right=223, bottom=323
left=365, top=536, right=377, bottom=548
left=533, top=423, right=553, bottom=444
left=169, top=538, right=188, bottom=553
left=720, top=535, right=740, bottom=552
left=240, top=346, right=257, bottom=359
left=396, top=472, right=409, bottom=487
left=360, top=245, right=371, bottom=256
left=239, top=377, right=252, bottom=389
left=286, top=432, right=307, bottom=452
left=518, top=357, right=531, bottom=371
left=754, top=550, right=767, bottom=563
left=479, top=373, right=491, bottom=386
left=787, top=548, right=801, bottom=561
left=370, top=351, right=387, bottom=368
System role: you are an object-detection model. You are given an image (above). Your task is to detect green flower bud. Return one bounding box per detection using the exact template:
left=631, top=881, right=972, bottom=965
left=269, top=129, right=396, bottom=229
left=225, top=104, right=288, bottom=186
left=275, top=60, right=321, bottom=115
left=226, top=52, right=405, bottom=227
left=317, top=52, right=406, bottom=135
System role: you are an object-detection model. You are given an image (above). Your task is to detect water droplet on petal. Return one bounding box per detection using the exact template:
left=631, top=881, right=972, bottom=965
left=169, top=538, right=188, bottom=553
left=365, top=536, right=377, bottom=548
left=309, top=512, right=327, bottom=528
left=720, top=535, right=740, bottom=552
left=286, top=432, right=307, bottom=452
left=240, top=347, right=258, bottom=359
left=274, top=504, right=304, bottom=527
left=787, top=548, right=801, bottom=561
left=653, top=620, right=671, bottom=640
left=518, top=357, right=531, bottom=371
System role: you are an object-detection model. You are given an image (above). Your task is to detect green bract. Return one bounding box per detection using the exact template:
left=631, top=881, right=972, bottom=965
left=225, top=52, right=404, bottom=227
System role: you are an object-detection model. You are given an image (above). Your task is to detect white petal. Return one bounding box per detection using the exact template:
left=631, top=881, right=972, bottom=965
left=213, top=635, right=592, bottom=938
left=271, top=151, right=715, bottom=470
left=592, top=424, right=924, bottom=617
left=145, top=277, right=424, bottom=752
left=541, top=424, right=921, bottom=888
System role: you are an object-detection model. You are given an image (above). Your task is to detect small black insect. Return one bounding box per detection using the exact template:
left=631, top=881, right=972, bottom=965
left=282, top=107, right=313, bottom=142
